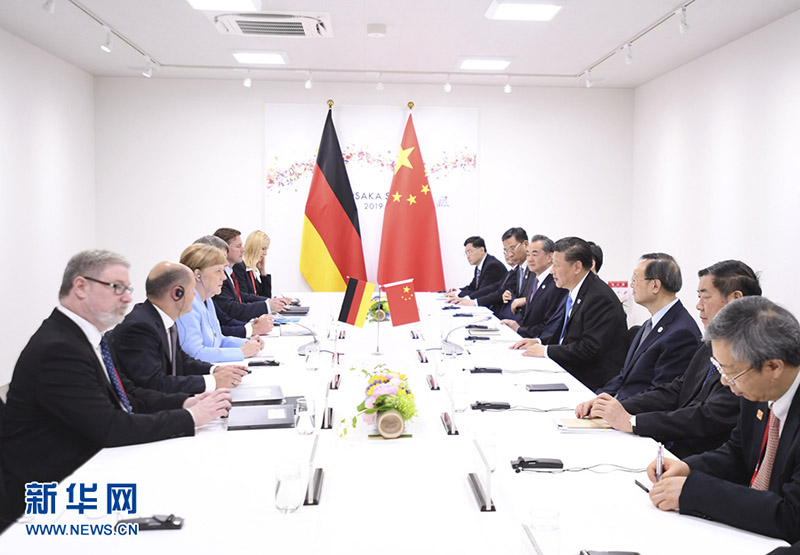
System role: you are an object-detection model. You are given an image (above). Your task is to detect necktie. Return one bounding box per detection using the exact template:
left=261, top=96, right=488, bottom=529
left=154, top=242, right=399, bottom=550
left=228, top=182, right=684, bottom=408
left=518, top=267, right=526, bottom=295
left=751, top=411, right=780, bottom=490
left=168, top=324, right=178, bottom=376
left=475, top=265, right=481, bottom=285
left=231, top=273, right=243, bottom=302
left=100, top=336, right=132, bottom=413
left=559, top=295, right=574, bottom=344
left=528, top=277, right=540, bottom=303
left=701, top=362, right=716, bottom=388
left=634, top=319, right=653, bottom=354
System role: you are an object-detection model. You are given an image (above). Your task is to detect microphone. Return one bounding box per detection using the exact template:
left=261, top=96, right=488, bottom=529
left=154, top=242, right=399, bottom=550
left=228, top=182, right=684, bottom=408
left=442, top=315, right=491, bottom=355
left=285, top=321, right=319, bottom=355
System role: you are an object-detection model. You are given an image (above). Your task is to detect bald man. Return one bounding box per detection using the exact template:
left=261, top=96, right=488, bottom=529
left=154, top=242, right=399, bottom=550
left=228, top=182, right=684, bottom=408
left=110, top=261, right=249, bottom=394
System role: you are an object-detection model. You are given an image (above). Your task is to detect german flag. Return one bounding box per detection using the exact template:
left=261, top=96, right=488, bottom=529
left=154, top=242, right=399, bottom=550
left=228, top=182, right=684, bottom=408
left=338, top=277, right=375, bottom=327
left=300, top=108, right=367, bottom=291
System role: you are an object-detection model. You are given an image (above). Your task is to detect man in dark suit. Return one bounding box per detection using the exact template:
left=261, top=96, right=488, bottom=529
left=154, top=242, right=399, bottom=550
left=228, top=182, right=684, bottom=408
left=212, top=227, right=289, bottom=320
left=576, top=259, right=761, bottom=458
left=445, top=236, right=506, bottom=299
left=648, top=297, right=800, bottom=543
left=194, top=235, right=274, bottom=337
left=512, top=237, right=627, bottom=391
left=0, top=250, right=232, bottom=523
left=110, top=261, right=249, bottom=394
left=501, top=235, right=568, bottom=338
left=451, top=227, right=528, bottom=317
left=593, top=253, right=701, bottom=400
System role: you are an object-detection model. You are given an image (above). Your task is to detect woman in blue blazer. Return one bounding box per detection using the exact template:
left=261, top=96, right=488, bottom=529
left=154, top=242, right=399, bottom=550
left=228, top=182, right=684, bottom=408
left=176, top=244, right=262, bottom=363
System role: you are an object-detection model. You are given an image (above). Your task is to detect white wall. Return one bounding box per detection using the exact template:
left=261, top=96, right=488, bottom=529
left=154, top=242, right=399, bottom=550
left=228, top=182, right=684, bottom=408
left=0, top=28, right=95, bottom=386
left=94, top=79, right=634, bottom=306
left=632, top=9, right=800, bottom=322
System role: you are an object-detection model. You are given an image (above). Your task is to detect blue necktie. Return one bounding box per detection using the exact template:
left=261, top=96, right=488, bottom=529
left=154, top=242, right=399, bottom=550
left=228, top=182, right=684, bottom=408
left=100, top=336, right=132, bottom=413
left=559, top=295, right=573, bottom=344
left=701, top=362, right=716, bottom=388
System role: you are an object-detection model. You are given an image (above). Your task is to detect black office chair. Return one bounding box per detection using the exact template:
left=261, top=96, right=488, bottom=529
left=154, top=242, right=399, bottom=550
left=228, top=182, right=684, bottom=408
left=626, top=324, right=642, bottom=352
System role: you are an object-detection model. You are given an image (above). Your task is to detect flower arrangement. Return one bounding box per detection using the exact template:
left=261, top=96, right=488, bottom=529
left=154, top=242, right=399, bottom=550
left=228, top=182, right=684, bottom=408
left=341, top=365, right=417, bottom=437
left=367, top=296, right=390, bottom=322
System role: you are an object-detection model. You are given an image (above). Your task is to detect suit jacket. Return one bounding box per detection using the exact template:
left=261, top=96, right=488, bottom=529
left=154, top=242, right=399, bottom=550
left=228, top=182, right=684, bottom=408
left=176, top=293, right=247, bottom=363
left=622, top=342, right=740, bottom=458
left=215, top=304, right=248, bottom=338
left=109, top=300, right=212, bottom=394
left=475, top=265, right=519, bottom=315
left=234, top=261, right=273, bottom=298
left=541, top=272, right=628, bottom=391
left=517, top=273, right=568, bottom=339
left=679, top=383, right=800, bottom=543
left=459, top=254, right=506, bottom=298
left=214, top=270, right=269, bottom=321
left=597, top=300, right=702, bottom=400
left=0, top=309, right=193, bottom=516
left=497, top=266, right=535, bottom=321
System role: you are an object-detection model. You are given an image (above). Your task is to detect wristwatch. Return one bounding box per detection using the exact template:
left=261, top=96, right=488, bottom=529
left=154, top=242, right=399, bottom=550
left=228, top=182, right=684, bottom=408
left=628, top=415, right=636, bottom=432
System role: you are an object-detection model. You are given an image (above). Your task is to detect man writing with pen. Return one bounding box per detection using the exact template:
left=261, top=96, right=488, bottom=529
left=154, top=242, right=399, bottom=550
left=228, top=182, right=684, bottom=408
left=647, top=296, right=800, bottom=544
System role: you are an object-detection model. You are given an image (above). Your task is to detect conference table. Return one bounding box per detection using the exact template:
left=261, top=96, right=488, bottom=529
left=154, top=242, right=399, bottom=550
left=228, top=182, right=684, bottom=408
left=0, top=293, right=788, bottom=554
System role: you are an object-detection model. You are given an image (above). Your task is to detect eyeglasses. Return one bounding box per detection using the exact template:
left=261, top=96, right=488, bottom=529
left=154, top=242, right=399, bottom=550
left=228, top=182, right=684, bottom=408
left=465, top=249, right=475, bottom=256
left=630, top=275, right=656, bottom=284
left=710, top=356, right=754, bottom=387
left=502, top=243, right=522, bottom=254
left=82, top=276, right=134, bottom=296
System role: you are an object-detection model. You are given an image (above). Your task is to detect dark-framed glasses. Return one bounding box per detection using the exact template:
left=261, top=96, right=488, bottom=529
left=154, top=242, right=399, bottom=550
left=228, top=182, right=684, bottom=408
left=82, top=276, right=134, bottom=296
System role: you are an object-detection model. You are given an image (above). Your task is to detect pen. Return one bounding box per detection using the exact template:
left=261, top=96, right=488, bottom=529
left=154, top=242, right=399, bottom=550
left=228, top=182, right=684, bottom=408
left=635, top=479, right=650, bottom=493
left=656, top=443, right=663, bottom=482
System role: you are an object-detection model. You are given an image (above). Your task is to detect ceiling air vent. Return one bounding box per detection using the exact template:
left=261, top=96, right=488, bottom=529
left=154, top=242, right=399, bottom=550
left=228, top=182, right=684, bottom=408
left=215, top=14, right=331, bottom=38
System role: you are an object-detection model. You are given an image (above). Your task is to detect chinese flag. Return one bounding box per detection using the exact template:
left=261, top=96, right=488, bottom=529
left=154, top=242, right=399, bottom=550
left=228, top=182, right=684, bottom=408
left=383, top=279, right=420, bottom=327
left=377, top=113, right=445, bottom=292
left=299, top=109, right=367, bottom=291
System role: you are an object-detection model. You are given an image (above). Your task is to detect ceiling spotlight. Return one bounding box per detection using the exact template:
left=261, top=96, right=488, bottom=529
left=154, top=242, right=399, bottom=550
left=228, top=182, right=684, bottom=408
left=582, top=70, right=593, bottom=88
left=42, top=0, right=56, bottom=14
left=243, top=71, right=252, bottom=88
left=142, top=59, right=153, bottom=78
left=503, top=79, right=512, bottom=94
left=100, top=30, right=112, bottom=54
left=443, top=77, right=452, bottom=93
left=304, top=73, right=313, bottom=90
left=677, top=6, right=689, bottom=34
left=366, top=23, right=387, bottom=38
left=623, top=43, right=632, bottom=65
left=376, top=74, right=384, bottom=91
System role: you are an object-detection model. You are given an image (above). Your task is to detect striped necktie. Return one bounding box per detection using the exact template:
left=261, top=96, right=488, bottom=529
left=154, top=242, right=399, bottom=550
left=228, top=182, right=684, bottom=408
left=751, top=411, right=780, bottom=491
left=100, top=336, right=132, bottom=413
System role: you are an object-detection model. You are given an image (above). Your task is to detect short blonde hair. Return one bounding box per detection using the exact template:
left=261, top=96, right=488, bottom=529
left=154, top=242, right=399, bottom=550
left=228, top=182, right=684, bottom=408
left=243, top=230, right=270, bottom=269
left=179, top=243, right=226, bottom=271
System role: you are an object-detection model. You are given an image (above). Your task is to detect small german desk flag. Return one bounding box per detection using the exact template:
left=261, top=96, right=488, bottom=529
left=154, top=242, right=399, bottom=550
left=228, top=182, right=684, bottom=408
left=383, top=279, right=420, bottom=327
left=300, top=107, right=367, bottom=291
left=338, top=277, right=375, bottom=328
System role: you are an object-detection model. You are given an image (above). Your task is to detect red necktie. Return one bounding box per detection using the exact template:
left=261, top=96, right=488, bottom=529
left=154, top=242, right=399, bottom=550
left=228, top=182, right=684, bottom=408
left=231, top=273, right=242, bottom=302
left=751, top=411, right=780, bottom=490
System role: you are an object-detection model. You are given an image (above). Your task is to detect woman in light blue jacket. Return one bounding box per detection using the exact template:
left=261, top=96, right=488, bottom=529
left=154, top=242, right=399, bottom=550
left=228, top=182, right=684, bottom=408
left=176, top=244, right=262, bottom=363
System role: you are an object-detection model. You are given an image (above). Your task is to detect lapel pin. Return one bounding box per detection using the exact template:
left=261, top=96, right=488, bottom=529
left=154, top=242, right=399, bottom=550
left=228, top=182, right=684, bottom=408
left=657, top=326, right=663, bottom=333
left=756, top=409, right=764, bottom=421
left=576, top=298, right=582, bottom=305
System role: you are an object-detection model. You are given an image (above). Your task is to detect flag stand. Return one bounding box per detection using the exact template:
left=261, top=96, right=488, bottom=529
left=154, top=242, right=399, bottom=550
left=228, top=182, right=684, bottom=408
left=373, top=286, right=384, bottom=356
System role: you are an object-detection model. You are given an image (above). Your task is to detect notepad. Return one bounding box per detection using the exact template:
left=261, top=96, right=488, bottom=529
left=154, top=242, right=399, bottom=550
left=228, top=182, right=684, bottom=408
left=557, top=417, right=612, bottom=431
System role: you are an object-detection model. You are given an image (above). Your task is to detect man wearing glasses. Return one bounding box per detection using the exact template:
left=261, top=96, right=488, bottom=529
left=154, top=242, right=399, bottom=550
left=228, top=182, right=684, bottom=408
left=648, top=296, right=800, bottom=544
left=0, top=250, right=232, bottom=525
left=450, top=227, right=528, bottom=316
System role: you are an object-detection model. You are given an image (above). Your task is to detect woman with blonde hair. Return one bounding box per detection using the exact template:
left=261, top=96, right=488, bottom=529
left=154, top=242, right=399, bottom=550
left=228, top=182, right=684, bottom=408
left=176, top=243, right=263, bottom=363
left=237, top=230, right=272, bottom=298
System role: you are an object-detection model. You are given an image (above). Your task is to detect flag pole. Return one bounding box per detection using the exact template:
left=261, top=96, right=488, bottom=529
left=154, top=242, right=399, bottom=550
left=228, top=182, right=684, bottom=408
left=373, top=285, right=384, bottom=356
